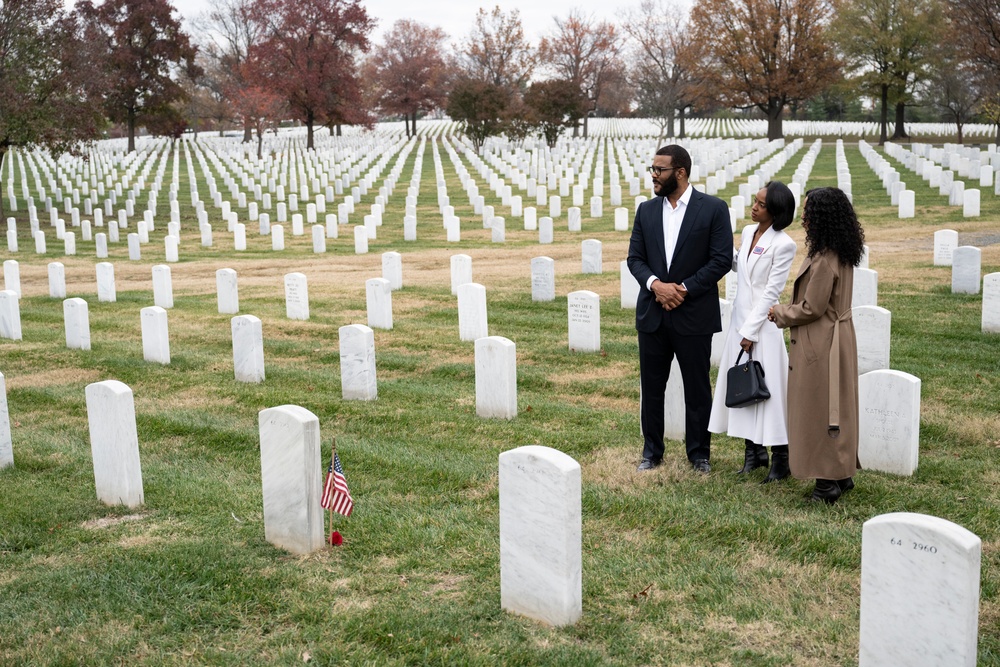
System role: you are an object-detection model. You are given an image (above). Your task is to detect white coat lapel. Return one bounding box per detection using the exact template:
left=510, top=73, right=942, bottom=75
left=746, top=226, right=777, bottom=279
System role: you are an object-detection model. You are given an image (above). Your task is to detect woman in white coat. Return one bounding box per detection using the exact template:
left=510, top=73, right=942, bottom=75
left=709, top=181, right=797, bottom=482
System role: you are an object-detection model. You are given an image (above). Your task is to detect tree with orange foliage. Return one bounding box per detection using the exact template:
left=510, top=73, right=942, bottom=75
left=369, top=20, right=450, bottom=137
left=688, top=0, right=839, bottom=139
left=538, top=9, right=622, bottom=137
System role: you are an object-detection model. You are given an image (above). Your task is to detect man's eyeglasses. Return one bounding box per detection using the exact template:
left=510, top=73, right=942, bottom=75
left=647, top=166, right=676, bottom=176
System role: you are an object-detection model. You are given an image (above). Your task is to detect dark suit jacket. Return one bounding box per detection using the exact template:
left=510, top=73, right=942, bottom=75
left=627, top=187, right=734, bottom=336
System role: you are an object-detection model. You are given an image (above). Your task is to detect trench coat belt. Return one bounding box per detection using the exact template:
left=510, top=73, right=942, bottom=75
left=828, top=308, right=853, bottom=431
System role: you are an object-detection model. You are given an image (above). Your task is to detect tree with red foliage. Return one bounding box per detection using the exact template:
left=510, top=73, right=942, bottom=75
left=368, top=20, right=450, bottom=137
left=79, top=0, right=199, bottom=153
left=231, top=84, right=286, bottom=158
left=250, top=0, right=374, bottom=149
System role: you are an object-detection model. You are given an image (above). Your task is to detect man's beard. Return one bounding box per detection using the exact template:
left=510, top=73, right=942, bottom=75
left=656, top=173, right=679, bottom=197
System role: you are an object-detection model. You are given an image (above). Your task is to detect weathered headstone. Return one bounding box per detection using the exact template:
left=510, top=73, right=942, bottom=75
left=284, top=272, right=309, bottom=320
left=860, top=512, right=981, bottom=666
left=382, top=251, right=402, bottom=290
left=531, top=256, right=555, bottom=302
left=3, top=260, right=20, bottom=297
left=568, top=290, right=600, bottom=353
left=983, top=272, right=1000, bottom=333
left=621, top=260, right=640, bottom=309
left=353, top=225, right=368, bottom=254
left=152, top=265, right=173, bottom=309
left=0, top=290, right=22, bottom=340
left=85, top=380, right=144, bottom=508
left=96, top=262, right=116, bottom=303
left=63, top=297, right=91, bottom=350
left=951, top=246, right=981, bottom=294
left=258, top=405, right=325, bottom=555
left=48, top=262, right=66, bottom=299
left=339, top=324, right=377, bottom=401
left=366, top=277, right=393, bottom=330
left=140, top=306, right=170, bottom=364
left=458, top=282, right=489, bottom=342
left=858, top=369, right=921, bottom=476
left=854, top=305, right=891, bottom=374
left=710, top=299, right=733, bottom=367
left=0, top=372, right=11, bottom=468
left=539, top=216, right=554, bottom=244
left=499, top=445, right=581, bottom=626
left=475, top=336, right=517, bottom=419
left=581, top=239, right=602, bottom=274
left=450, top=254, right=472, bottom=295
left=232, top=315, right=265, bottom=383
left=217, top=268, right=239, bottom=314
left=853, top=267, right=878, bottom=307
left=934, top=229, right=958, bottom=266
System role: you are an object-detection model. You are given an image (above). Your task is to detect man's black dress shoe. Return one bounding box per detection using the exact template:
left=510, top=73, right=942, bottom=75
left=692, top=459, right=711, bottom=474
left=637, top=458, right=661, bottom=471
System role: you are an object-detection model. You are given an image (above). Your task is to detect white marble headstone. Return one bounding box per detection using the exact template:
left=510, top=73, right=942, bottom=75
left=63, top=297, right=91, bottom=350
left=152, top=265, right=173, bottom=309
left=475, top=336, right=517, bottom=419
left=0, top=372, right=11, bottom=469
left=232, top=315, right=265, bottom=383
left=499, top=445, right=581, bottom=626
left=140, top=306, right=170, bottom=364
left=48, top=262, right=66, bottom=299
left=0, top=290, right=22, bottom=340
left=85, top=380, right=144, bottom=508
left=581, top=239, right=602, bottom=274
left=96, top=262, right=116, bottom=303
left=539, top=216, right=554, bottom=244
left=854, top=305, right=891, bottom=374
left=339, top=324, right=377, bottom=401
left=382, top=251, right=402, bottom=290
left=951, top=246, right=981, bottom=294
left=366, top=277, right=393, bottom=330
left=450, top=254, right=473, bottom=295
left=852, top=267, right=878, bottom=307
left=567, top=290, right=600, bottom=353
left=860, top=512, right=980, bottom=666
left=858, top=370, right=920, bottom=476
left=983, top=272, right=1000, bottom=333
left=458, top=282, right=489, bottom=342
left=3, top=259, right=20, bottom=297
left=284, top=272, right=309, bottom=320
left=710, top=299, right=733, bottom=367
left=531, top=257, right=555, bottom=302
left=620, top=261, right=640, bottom=309
left=258, top=405, right=325, bottom=555
left=216, top=268, right=239, bottom=314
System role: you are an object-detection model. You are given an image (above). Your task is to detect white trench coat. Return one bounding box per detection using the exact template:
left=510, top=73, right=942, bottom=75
left=709, top=224, right=797, bottom=446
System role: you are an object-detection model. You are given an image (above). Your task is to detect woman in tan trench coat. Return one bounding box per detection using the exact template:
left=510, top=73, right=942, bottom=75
left=768, top=187, right=864, bottom=504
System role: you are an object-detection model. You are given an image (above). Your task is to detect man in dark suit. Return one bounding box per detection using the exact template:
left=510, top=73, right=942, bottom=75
left=627, top=144, right=733, bottom=473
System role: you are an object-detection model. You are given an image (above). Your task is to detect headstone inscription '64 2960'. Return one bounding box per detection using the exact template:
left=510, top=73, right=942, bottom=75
left=499, top=445, right=581, bottom=627
left=860, top=512, right=981, bottom=667
left=983, top=273, right=1000, bottom=333
left=858, top=370, right=920, bottom=476
left=475, top=336, right=517, bottom=419
left=567, top=290, right=600, bottom=352
left=232, top=315, right=265, bottom=383
left=258, top=405, right=325, bottom=555
left=853, top=305, right=891, bottom=374
left=85, top=380, right=144, bottom=508
left=0, top=372, right=12, bottom=469
left=339, top=324, right=377, bottom=401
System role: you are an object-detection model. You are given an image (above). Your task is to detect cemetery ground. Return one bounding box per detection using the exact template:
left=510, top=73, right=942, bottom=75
left=1, top=134, right=999, bottom=665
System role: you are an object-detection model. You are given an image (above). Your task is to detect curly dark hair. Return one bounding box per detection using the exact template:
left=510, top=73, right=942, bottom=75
left=802, top=187, right=866, bottom=266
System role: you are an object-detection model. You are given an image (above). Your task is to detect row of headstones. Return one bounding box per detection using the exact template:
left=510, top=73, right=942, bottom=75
left=881, top=142, right=991, bottom=218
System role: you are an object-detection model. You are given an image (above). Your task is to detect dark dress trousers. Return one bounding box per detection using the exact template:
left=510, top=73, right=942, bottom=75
left=627, top=188, right=733, bottom=463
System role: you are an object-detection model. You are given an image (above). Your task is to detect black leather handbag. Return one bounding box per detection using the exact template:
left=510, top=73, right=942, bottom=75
left=725, top=348, right=770, bottom=408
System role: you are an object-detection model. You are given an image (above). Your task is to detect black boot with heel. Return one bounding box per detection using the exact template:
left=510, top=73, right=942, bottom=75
left=760, top=445, right=789, bottom=484
left=737, top=440, right=769, bottom=474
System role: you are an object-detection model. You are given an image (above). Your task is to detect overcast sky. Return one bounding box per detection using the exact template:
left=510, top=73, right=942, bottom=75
left=165, top=0, right=626, bottom=43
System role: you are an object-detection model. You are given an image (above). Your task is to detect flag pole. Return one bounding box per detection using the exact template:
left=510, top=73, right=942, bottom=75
left=328, top=437, right=336, bottom=542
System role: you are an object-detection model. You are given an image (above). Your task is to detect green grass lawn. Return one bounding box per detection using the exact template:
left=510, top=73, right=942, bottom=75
left=1, top=133, right=998, bottom=666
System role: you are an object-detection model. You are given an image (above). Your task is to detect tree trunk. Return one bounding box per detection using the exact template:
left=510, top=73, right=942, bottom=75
left=243, top=118, right=253, bottom=143
left=127, top=108, right=137, bottom=153
left=995, top=121, right=999, bottom=144
left=891, top=102, right=909, bottom=140
left=878, top=84, right=888, bottom=145
left=766, top=99, right=784, bottom=140
left=0, top=146, right=7, bottom=220
left=306, top=109, right=315, bottom=150
left=336, top=124, right=342, bottom=137
left=257, top=130, right=263, bottom=160
left=583, top=114, right=589, bottom=139
left=956, top=121, right=964, bottom=144
left=667, top=112, right=675, bottom=138
left=679, top=107, right=686, bottom=138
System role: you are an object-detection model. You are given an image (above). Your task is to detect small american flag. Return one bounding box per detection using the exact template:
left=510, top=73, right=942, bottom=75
left=321, top=452, right=353, bottom=517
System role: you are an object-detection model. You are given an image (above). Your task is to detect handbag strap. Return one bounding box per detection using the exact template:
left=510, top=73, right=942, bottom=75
left=733, top=348, right=753, bottom=366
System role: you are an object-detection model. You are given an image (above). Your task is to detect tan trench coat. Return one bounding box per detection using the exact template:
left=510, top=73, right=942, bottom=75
left=771, top=251, right=861, bottom=480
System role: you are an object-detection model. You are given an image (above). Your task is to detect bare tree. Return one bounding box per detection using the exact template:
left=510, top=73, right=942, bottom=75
left=458, top=6, right=536, bottom=90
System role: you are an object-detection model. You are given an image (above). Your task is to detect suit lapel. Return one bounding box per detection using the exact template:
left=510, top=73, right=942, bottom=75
left=746, top=226, right=777, bottom=279
left=671, top=188, right=703, bottom=266
left=650, top=196, right=667, bottom=266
